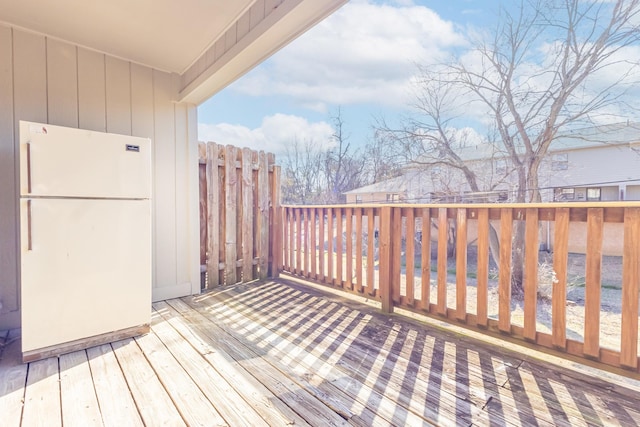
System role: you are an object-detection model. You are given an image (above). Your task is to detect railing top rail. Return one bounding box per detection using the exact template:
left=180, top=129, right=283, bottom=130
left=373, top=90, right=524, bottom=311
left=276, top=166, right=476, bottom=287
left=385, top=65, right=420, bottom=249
left=283, top=201, right=640, bottom=209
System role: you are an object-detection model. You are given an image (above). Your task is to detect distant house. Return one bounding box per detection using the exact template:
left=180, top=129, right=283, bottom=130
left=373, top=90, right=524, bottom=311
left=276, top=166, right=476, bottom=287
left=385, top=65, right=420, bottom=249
left=345, top=122, right=640, bottom=203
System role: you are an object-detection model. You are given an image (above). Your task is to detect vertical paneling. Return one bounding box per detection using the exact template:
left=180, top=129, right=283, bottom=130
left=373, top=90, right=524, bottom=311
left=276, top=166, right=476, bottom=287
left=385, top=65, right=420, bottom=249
left=476, top=209, right=489, bottom=327
left=584, top=208, right=603, bottom=358
left=130, top=64, right=154, bottom=138
left=456, top=208, right=467, bottom=321
left=498, top=209, right=513, bottom=333
left=0, top=26, right=17, bottom=315
left=523, top=208, right=539, bottom=341
left=621, top=208, right=640, bottom=369
left=153, top=70, right=177, bottom=288
left=77, top=48, right=106, bottom=132
left=552, top=208, right=569, bottom=349
left=46, top=39, right=78, bottom=128
left=437, top=208, right=448, bottom=316
left=105, top=57, right=131, bottom=135
left=174, top=103, right=190, bottom=286
left=13, top=31, right=47, bottom=131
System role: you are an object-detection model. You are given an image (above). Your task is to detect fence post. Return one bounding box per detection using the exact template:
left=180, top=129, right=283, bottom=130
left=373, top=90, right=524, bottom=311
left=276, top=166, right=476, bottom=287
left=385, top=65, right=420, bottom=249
left=380, top=206, right=394, bottom=314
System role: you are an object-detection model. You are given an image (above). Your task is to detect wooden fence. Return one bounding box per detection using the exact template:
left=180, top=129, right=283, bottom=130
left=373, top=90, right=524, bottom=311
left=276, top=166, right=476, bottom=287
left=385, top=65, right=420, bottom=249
left=199, top=142, right=280, bottom=288
left=280, top=203, right=640, bottom=377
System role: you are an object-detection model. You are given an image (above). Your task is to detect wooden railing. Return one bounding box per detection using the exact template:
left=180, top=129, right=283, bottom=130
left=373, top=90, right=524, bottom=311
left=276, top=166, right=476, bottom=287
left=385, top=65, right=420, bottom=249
left=280, top=203, right=640, bottom=376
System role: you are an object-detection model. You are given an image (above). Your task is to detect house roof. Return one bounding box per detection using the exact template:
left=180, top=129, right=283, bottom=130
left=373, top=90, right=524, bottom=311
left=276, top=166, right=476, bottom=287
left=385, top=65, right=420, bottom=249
left=0, top=0, right=347, bottom=104
left=343, top=171, right=428, bottom=195
left=431, top=122, right=640, bottom=163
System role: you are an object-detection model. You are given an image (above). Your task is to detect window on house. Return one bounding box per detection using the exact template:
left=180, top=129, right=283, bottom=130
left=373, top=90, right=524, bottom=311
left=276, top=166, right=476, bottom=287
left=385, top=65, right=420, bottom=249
left=554, top=187, right=575, bottom=201
left=495, top=159, right=507, bottom=174
left=355, top=195, right=362, bottom=203
left=552, top=153, right=568, bottom=171
left=587, top=187, right=601, bottom=201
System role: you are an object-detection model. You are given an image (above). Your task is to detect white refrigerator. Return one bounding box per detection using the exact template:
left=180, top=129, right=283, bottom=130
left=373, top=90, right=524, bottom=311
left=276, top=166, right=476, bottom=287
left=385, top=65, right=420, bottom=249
left=19, top=121, right=152, bottom=363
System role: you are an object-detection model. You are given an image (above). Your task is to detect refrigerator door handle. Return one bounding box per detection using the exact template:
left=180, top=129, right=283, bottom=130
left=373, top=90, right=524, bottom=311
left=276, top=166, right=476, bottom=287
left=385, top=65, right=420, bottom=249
left=27, top=199, right=33, bottom=251
left=26, top=141, right=32, bottom=193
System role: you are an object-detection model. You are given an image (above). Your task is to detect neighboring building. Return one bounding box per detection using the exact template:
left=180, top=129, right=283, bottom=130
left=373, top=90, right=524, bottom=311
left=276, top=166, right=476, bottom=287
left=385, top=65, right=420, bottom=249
left=345, top=122, right=640, bottom=203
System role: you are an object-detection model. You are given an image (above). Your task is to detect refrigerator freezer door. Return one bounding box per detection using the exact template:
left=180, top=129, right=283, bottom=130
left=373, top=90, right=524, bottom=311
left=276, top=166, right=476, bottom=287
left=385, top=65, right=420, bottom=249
left=20, top=198, right=151, bottom=353
left=19, top=121, right=151, bottom=199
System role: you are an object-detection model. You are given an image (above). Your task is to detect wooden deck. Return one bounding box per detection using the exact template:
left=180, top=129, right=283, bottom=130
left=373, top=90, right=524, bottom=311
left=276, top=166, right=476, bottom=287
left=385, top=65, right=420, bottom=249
left=1, top=279, right=640, bottom=426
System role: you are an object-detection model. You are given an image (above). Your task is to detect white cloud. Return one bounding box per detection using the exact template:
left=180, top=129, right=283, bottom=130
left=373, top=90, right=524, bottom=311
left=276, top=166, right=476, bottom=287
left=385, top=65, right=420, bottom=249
left=231, top=0, right=465, bottom=110
left=198, top=113, right=335, bottom=155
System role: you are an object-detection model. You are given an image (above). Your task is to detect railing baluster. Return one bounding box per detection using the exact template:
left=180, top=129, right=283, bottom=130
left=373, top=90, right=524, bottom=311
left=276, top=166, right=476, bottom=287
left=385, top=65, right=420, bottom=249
left=476, top=208, right=489, bottom=327
left=456, top=208, right=467, bottom=322
left=552, top=207, right=569, bottom=349
left=310, top=208, right=317, bottom=279
left=380, top=206, right=393, bottom=313
left=499, top=208, right=513, bottom=333
left=421, top=208, right=431, bottom=312
left=392, top=208, right=402, bottom=304
left=406, top=208, right=415, bottom=306
left=295, top=208, right=302, bottom=275
left=346, top=207, right=353, bottom=291
left=524, top=208, right=539, bottom=341
left=318, top=208, right=325, bottom=281
left=621, top=207, right=640, bottom=369
left=584, top=208, right=603, bottom=358
left=356, top=208, right=363, bottom=293
left=367, top=208, right=375, bottom=296
left=437, top=208, right=448, bottom=316
left=336, top=208, right=343, bottom=287
left=327, top=208, right=334, bottom=285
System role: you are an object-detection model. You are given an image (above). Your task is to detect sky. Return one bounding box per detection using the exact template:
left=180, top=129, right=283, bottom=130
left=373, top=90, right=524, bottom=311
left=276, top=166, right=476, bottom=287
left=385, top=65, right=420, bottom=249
left=196, top=0, right=639, bottom=158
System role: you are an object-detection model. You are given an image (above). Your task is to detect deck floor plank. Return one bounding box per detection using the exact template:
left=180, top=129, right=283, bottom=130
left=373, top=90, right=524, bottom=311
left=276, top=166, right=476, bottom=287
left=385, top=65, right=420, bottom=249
left=86, top=344, right=144, bottom=427
left=3, top=278, right=640, bottom=426
left=134, top=328, right=228, bottom=426
left=59, top=350, right=104, bottom=427
left=0, top=330, right=28, bottom=426
left=201, top=281, right=488, bottom=425
left=150, top=304, right=270, bottom=427
left=111, top=338, right=186, bottom=426
left=189, top=284, right=439, bottom=426
left=21, top=355, right=61, bottom=427
left=165, top=298, right=351, bottom=427
left=152, top=299, right=310, bottom=427
left=183, top=292, right=416, bottom=426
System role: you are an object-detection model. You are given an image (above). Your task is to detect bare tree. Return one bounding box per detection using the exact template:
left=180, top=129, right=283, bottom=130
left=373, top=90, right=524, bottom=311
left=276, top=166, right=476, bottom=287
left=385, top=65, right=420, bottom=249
left=323, top=108, right=367, bottom=202
left=281, top=138, right=325, bottom=204
left=381, top=0, right=640, bottom=293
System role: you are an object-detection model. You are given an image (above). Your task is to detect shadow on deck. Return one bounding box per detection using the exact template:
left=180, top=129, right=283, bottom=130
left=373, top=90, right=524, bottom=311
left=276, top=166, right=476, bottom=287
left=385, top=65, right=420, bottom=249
left=1, top=278, right=640, bottom=426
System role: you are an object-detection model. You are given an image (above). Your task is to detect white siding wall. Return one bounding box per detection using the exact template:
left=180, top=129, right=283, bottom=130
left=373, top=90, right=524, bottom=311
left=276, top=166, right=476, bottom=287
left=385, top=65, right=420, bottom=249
left=545, top=145, right=640, bottom=190
left=0, top=26, right=201, bottom=329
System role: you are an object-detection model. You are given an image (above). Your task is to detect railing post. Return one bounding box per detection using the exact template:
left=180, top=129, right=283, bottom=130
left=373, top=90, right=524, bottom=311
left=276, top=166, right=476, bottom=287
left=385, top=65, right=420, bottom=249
left=268, top=166, right=281, bottom=278
left=380, top=206, right=394, bottom=314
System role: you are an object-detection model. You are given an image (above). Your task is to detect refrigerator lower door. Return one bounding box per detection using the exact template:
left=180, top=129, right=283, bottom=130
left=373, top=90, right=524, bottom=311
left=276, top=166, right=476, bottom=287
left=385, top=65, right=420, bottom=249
left=20, top=198, right=151, bottom=359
